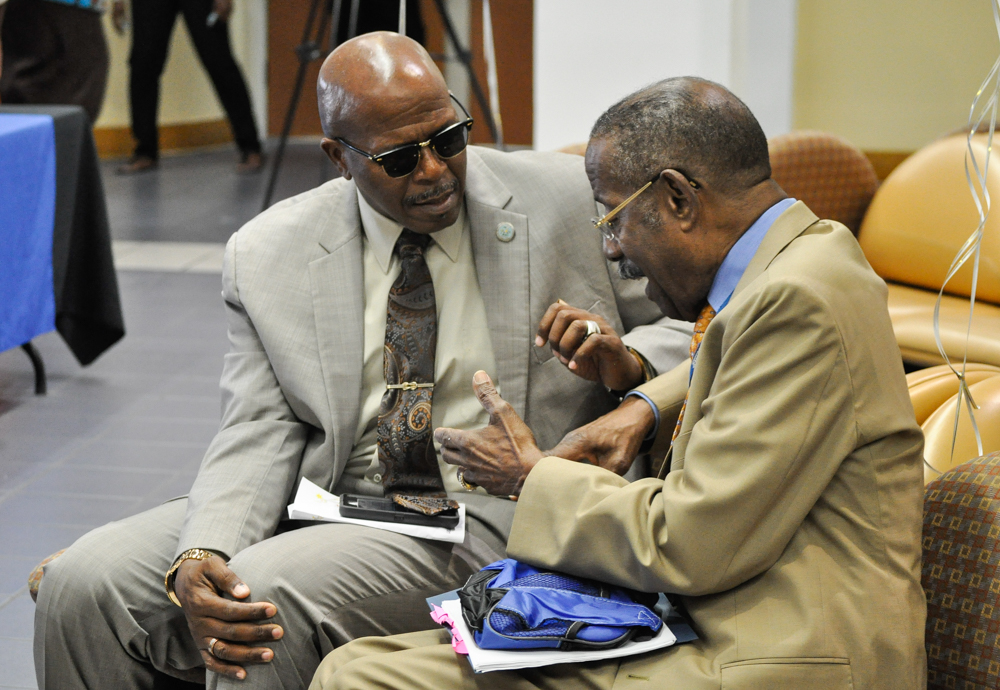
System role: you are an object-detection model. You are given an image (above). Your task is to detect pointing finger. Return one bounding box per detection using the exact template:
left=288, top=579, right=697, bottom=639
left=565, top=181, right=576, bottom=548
left=471, top=370, right=503, bottom=416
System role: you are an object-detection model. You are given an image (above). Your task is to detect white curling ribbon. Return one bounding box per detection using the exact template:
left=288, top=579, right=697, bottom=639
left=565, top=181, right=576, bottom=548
left=930, top=0, right=1000, bottom=472
left=482, top=0, right=504, bottom=147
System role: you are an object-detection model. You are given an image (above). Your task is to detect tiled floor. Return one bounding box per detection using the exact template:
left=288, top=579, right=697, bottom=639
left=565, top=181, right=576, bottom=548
left=0, top=140, right=329, bottom=688
left=105, top=139, right=334, bottom=243
left=0, top=272, right=227, bottom=689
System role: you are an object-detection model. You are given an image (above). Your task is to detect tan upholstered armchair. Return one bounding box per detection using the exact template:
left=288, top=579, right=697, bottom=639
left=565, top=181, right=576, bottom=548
left=768, top=130, right=879, bottom=235
left=858, top=133, right=1000, bottom=368
left=923, top=451, right=1000, bottom=689
left=907, top=364, right=1000, bottom=484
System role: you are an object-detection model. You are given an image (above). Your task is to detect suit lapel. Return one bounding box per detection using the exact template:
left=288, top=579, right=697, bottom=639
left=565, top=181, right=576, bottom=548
left=464, top=149, right=531, bottom=419
left=731, top=200, right=820, bottom=302
left=671, top=201, right=820, bottom=469
left=310, top=184, right=365, bottom=470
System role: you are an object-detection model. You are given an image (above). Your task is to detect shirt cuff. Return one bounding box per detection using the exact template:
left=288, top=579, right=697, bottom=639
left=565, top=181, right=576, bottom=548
left=623, top=390, right=660, bottom=453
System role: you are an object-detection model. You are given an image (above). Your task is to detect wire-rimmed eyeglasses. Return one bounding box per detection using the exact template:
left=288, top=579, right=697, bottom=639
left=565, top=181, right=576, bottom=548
left=335, top=93, right=474, bottom=178
left=591, top=171, right=700, bottom=241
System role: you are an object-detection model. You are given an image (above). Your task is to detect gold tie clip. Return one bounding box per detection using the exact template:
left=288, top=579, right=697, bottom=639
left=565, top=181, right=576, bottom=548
left=385, top=382, right=435, bottom=391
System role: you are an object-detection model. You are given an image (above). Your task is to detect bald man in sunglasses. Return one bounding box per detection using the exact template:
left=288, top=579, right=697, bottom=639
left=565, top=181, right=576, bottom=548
left=32, top=32, right=692, bottom=690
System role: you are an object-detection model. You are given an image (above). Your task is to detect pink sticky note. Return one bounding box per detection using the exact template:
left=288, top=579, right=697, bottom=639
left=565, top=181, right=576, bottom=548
left=430, top=604, right=468, bottom=655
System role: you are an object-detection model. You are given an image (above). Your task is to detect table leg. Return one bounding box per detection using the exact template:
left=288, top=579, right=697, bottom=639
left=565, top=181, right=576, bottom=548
left=20, top=342, right=47, bottom=395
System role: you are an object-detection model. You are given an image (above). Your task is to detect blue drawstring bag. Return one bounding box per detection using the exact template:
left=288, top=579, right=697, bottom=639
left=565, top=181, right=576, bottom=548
left=458, top=559, right=662, bottom=651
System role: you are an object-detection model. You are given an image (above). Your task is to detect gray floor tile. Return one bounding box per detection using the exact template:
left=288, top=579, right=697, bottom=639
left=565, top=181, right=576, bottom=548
left=0, top=458, right=52, bottom=490
left=0, top=635, right=36, bottom=688
left=122, top=395, right=221, bottom=422
left=19, top=466, right=175, bottom=499
left=156, top=376, right=223, bottom=398
left=1, top=409, right=109, bottom=442
left=0, top=493, right=141, bottom=529
left=0, top=523, right=90, bottom=561
left=0, top=558, right=36, bottom=600
left=94, top=418, right=219, bottom=446
left=138, top=473, right=198, bottom=508
left=0, top=595, right=35, bottom=634
left=103, top=141, right=329, bottom=244
left=62, top=439, right=207, bottom=472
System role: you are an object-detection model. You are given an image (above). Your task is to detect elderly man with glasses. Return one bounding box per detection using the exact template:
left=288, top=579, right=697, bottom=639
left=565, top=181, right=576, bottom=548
left=310, top=77, right=926, bottom=690
left=32, top=33, right=692, bottom=690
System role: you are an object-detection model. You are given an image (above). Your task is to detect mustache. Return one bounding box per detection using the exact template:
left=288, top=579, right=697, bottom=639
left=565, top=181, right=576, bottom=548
left=404, top=180, right=460, bottom=206
left=617, top=258, right=645, bottom=280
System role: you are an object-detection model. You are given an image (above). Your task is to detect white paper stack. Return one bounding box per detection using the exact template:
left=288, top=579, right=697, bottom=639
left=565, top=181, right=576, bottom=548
left=286, top=478, right=466, bottom=544
left=438, top=598, right=677, bottom=673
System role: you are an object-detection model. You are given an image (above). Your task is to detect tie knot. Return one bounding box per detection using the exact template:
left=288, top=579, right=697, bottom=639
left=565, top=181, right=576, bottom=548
left=396, top=229, right=432, bottom=256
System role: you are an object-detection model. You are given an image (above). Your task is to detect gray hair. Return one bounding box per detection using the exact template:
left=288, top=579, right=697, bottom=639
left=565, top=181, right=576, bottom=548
left=590, top=77, right=770, bottom=193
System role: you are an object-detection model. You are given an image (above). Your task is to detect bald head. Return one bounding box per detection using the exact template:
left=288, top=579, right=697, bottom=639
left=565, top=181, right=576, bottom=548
left=317, top=32, right=448, bottom=139
left=317, top=32, right=468, bottom=235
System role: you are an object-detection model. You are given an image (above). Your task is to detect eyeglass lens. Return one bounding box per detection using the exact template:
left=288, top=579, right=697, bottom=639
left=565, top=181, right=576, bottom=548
left=379, top=123, right=471, bottom=178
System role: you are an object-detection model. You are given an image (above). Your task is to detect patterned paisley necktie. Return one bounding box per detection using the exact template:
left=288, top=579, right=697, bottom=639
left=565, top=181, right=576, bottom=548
left=377, top=229, right=458, bottom=516
left=671, top=303, right=718, bottom=444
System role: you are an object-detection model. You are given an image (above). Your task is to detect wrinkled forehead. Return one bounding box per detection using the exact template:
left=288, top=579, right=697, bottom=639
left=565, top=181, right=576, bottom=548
left=584, top=139, right=626, bottom=199
left=343, top=87, right=454, bottom=145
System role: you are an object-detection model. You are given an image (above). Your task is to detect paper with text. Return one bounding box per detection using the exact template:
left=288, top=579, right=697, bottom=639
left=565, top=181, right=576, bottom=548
left=286, top=477, right=466, bottom=544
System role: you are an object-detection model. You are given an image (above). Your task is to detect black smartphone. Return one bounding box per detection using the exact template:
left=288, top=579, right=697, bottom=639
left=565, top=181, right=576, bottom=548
left=339, top=494, right=460, bottom=529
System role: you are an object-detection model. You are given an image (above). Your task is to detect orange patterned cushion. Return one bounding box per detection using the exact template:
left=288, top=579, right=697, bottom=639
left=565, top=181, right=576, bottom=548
left=28, top=549, right=66, bottom=602
left=768, top=131, right=879, bottom=235
left=923, top=451, right=1000, bottom=689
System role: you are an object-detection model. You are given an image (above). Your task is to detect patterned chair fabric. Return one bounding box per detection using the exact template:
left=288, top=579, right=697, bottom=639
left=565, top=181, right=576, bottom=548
left=924, top=451, right=1000, bottom=689
left=768, top=130, right=879, bottom=235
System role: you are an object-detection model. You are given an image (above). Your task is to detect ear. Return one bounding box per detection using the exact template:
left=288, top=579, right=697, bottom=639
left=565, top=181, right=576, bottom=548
left=321, top=138, right=352, bottom=180
left=657, top=169, right=700, bottom=231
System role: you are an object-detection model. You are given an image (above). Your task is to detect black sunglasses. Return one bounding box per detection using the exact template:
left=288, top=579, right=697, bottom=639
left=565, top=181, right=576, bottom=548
left=335, top=94, right=474, bottom=178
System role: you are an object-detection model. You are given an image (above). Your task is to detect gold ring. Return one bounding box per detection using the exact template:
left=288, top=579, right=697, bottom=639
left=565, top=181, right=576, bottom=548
left=457, top=468, right=478, bottom=491
left=208, top=637, right=219, bottom=657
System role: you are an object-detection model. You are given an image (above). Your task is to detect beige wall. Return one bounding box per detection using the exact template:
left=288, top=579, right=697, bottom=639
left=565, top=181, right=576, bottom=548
left=95, top=2, right=266, bottom=130
left=794, top=0, right=998, bottom=152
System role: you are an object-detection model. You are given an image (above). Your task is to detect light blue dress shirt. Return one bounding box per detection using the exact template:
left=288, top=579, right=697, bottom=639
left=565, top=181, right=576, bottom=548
left=626, top=197, right=797, bottom=446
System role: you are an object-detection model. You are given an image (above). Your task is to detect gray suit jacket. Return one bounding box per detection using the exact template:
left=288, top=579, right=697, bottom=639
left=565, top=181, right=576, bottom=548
left=177, top=147, right=692, bottom=560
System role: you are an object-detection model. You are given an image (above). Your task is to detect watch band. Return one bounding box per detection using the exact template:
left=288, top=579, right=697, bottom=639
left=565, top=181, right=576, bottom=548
left=164, top=548, right=218, bottom=607
left=607, top=347, right=658, bottom=400
left=627, top=346, right=657, bottom=384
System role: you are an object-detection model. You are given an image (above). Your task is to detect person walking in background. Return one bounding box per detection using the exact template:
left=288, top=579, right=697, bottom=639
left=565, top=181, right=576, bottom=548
left=112, top=0, right=263, bottom=174
left=0, top=0, right=110, bottom=123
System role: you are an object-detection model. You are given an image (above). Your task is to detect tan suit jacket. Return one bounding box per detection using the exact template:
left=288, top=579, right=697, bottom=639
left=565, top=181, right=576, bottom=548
left=176, top=146, right=693, bottom=562
left=508, top=202, right=927, bottom=689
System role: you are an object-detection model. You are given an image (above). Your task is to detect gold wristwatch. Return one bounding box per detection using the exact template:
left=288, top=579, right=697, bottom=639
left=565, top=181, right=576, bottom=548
left=164, top=548, right=218, bottom=607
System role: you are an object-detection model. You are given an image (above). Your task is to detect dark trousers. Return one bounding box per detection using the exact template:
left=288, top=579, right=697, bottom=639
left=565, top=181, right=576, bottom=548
left=0, top=0, right=109, bottom=123
left=129, top=0, right=261, bottom=159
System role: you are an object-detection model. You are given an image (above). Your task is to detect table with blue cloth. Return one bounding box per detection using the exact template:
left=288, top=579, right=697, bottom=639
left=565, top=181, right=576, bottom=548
left=0, top=105, right=124, bottom=391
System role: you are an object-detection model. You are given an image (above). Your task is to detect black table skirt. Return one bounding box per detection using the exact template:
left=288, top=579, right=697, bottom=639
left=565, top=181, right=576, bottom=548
left=1, top=105, right=124, bottom=365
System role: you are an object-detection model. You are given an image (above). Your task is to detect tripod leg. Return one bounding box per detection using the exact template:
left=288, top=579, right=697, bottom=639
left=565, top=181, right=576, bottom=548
left=261, top=0, right=329, bottom=211
left=431, top=0, right=500, bottom=144
left=21, top=342, right=47, bottom=395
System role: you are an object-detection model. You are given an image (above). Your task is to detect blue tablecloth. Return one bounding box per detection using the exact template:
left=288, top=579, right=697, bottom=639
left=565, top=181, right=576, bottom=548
left=0, top=114, right=57, bottom=353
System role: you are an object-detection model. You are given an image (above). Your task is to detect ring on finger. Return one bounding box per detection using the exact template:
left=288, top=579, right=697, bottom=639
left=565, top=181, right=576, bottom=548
left=582, top=320, right=601, bottom=341
left=208, top=637, right=220, bottom=657
left=457, top=468, right=478, bottom=491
